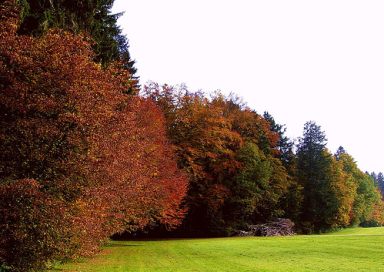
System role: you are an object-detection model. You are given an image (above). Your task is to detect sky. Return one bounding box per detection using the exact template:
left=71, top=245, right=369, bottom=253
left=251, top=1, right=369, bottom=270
left=112, top=0, right=384, bottom=173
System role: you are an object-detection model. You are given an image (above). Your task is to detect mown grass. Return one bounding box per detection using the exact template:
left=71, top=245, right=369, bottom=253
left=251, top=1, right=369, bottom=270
left=55, top=227, right=384, bottom=272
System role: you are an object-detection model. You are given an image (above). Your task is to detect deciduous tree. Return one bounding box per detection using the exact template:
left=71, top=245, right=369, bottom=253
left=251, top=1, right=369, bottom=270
left=0, top=3, right=186, bottom=270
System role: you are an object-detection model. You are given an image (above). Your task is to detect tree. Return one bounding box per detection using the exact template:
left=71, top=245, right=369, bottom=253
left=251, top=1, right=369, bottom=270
left=263, top=111, right=294, bottom=167
left=225, top=142, right=289, bottom=229
left=261, top=112, right=303, bottom=224
left=0, top=3, right=186, bottom=270
left=16, top=0, right=138, bottom=92
left=377, top=172, right=384, bottom=197
left=296, top=122, right=350, bottom=231
left=370, top=172, right=378, bottom=185
left=335, top=146, right=346, bottom=160
left=335, top=151, right=382, bottom=226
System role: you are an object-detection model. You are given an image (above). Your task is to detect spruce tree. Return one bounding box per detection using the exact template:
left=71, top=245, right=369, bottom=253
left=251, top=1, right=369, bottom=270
left=377, top=172, right=384, bottom=197
left=263, top=111, right=294, bottom=167
left=296, top=121, right=347, bottom=231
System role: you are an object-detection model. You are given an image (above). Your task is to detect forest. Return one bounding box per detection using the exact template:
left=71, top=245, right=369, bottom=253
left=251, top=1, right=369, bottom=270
left=0, top=1, right=383, bottom=271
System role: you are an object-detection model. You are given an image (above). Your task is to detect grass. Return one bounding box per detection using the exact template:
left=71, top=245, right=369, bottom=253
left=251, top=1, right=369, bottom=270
left=54, top=227, right=384, bottom=272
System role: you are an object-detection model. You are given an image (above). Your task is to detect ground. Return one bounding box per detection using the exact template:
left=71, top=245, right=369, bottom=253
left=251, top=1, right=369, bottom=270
left=54, top=227, right=384, bottom=272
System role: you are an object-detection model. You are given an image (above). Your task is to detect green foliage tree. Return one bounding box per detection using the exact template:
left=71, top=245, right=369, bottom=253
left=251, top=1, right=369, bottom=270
left=226, top=142, right=289, bottom=229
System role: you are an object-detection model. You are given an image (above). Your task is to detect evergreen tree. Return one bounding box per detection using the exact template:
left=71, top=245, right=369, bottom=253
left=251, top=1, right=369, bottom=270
left=335, top=146, right=346, bottom=160
left=263, top=111, right=294, bottom=167
left=296, top=121, right=348, bottom=232
left=377, top=172, right=384, bottom=197
left=370, top=172, right=378, bottom=185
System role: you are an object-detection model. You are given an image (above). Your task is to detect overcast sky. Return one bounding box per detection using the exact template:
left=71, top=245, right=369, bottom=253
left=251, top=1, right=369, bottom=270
left=112, top=0, right=384, bottom=173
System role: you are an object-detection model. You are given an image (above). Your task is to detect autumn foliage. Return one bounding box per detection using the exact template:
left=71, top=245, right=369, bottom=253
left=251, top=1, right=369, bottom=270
left=144, top=83, right=292, bottom=235
left=144, top=83, right=384, bottom=236
left=0, top=1, right=187, bottom=270
left=1, top=0, right=383, bottom=270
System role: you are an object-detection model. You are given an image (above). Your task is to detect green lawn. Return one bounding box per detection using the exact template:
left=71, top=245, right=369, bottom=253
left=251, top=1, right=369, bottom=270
left=55, top=227, right=384, bottom=272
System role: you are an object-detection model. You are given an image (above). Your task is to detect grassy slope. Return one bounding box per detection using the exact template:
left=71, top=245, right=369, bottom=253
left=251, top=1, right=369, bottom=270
left=55, top=227, right=384, bottom=272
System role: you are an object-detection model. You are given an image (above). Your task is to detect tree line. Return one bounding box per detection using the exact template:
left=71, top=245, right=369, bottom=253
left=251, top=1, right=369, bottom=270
left=0, top=1, right=383, bottom=271
left=143, top=84, right=384, bottom=236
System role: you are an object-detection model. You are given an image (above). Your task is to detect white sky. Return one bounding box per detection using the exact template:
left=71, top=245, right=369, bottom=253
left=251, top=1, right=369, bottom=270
left=112, top=0, right=384, bottom=173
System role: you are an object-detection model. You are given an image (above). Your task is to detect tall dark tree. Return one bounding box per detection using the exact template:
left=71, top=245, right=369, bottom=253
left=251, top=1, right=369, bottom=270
left=296, top=121, right=348, bottom=232
left=296, top=121, right=326, bottom=231
left=263, top=111, right=294, bottom=167
left=377, top=172, right=384, bottom=197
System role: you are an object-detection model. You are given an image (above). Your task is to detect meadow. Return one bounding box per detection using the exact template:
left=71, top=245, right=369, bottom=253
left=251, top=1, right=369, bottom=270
left=55, top=227, right=384, bottom=272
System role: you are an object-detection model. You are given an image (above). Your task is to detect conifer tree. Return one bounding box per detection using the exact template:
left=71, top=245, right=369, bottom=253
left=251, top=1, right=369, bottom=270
left=377, top=172, right=384, bottom=197
left=296, top=121, right=347, bottom=231
left=263, top=112, right=294, bottom=167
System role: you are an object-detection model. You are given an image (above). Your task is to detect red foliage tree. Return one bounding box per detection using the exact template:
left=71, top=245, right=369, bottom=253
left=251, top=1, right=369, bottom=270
left=0, top=1, right=187, bottom=270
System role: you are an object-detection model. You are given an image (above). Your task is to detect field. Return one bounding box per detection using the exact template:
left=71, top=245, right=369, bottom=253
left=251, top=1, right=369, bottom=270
left=55, top=227, right=384, bottom=272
